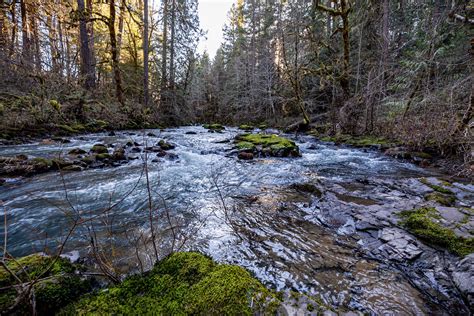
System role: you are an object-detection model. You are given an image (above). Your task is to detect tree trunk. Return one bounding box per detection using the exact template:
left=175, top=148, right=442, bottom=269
left=108, top=0, right=124, bottom=105
left=20, top=0, right=32, bottom=66
left=161, top=0, right=168, bottom=91
left=77, top=0, right=95, bottom=89
left=143, top=0, right=149, bottom=107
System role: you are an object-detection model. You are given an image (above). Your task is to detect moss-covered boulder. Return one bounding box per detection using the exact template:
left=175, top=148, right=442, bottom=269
left=203, top=124, right=225, bottom=132
left=62, top=252, right=280, bottom=315
left=399, top=207, right=474, bottom=256
left=0, top=254, right=92, bottom=315
left=68, top=148, right=87, bottom=155
left=158, top=140, right=176, bottom=150
left=235, top=133, right=300, bottom=158
left=90, top=144, right=109, bottom=154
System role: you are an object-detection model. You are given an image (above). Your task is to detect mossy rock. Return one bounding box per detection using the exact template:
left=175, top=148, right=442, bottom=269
left=31, top=157, right=53, bottom=169
left=203, top=124, right=225, bottom=131
left=95, top=153, right=111, bottom=160
left=0, top=254, right=92, bottom=315
left=63, top=252, right=280, bottom=315
left=399, top=207, right=474, bottom=256
left=235, top=133, right=299, bottom=157
left=90, top=144, right=109, bottom=154
left=238, top=124, right=254, bottom=131
left=425, top=192, right=456, bottom=207
left=68, top=148, right=87, bottom=155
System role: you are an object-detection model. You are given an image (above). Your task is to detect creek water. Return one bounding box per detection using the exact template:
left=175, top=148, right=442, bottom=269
left=0, top=126, right=472, bottom=314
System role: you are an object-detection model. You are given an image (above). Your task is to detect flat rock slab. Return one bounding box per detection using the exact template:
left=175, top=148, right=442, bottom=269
left=435, top=206, right=466, bottom=223
left=378, top=228, right=423, bottom=261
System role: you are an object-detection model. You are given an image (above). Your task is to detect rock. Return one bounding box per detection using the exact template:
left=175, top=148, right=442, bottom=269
left=156, top=150, right=167, bottom=157
left=158, top=140, right=176, bottom=150
left=51, top=137, right=71, bottom=143
left=0, top=178, right=5, bottom=185
left=147, top=132, right=157, bottom=137
left=108, top=131, right=116, bottom=136
left=185, top=131, right=197, bottom=135
left=95, top=153, right=111, bottom=161
left=145, top=146, right=162, bottom=152
left=69, top=148, right=87, bottom=155
left=90, top=144, right=108, bottom=154
left=378, top=228, right=423, bottom=261
left=112, top=147, right=126, bottom=161
left=16, top=154, right=28, bottom=161
left=133, top=142, right=142, bottom=147
left=51, top=158, right=74, bottom=170
left=131, top=147, right=142, bottom=153
left=452, top=254, right=474, bottom=305
left=125, top=141, right=133, bottom=147
left=80, top=156, right=94, bottom=165
left=62, top=165, right=83, bottom=172
left=238, top=152, right=254, bottom=160
left=166, top=153, right=179, bottom=161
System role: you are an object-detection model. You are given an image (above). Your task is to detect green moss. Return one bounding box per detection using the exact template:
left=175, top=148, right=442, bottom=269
left=235, top=133, right=299, bottom=157
left=57, top=124, right=78, bottom=134
left=31, top=157, right=53, bottom=168
left=95, top=153, right=111, bottom=160
left=258, top=124, right=267, bottom=129
left=70, top=123, right=86, bottom=132
left=68, top=148, right=87, bottom=155
left=425, top=192, right=456, bottom=206
left=90, top=144, right=109, bottom=154
left=0, top=254, right=91, bottom=314
left=49, top=99, right=61, bottom=112
left=238, top=124, right=254, bottom=131
left=320, top=134, right=390, bottom=147
left=235, top=134, right=299, bottom=157
left=420, top=178, right=454, bottom=195
left=399, top=207, right=474, bottom=256
left=236, top=141, right=256, bottom=151
left=203, top=123, right=225, bottom=131
left=410, top=152, right=432, bottom=160
left=307, top=304, right=315, bottom=312
left=64, top=252, right=280, bottom=315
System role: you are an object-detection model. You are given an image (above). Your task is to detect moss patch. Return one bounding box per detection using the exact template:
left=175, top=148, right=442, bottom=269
left=63, top=252, right=280, bottom=315
left=320, top=134, right=391, bottom=147
left=0, top=254, right=92, bottom=314
left=90, top=144, right=109, bottom=154
left=425, top=192, right=456, bottom=207
left=235, top=133, right=299, bottom=157
left=238, top=124, right=254, bottom=131
left=399, top=207, right=474, bottom=256
left=203, top=124, right=225, bottom=131
left=420, top=178, right=454, bottom=195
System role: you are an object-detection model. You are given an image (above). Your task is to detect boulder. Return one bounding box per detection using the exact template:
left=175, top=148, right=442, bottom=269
left=238, top=152, right=254, bottom=160
left=90, top=144, right=108, bottom=154
left=158, top=140, right=176, bottom=150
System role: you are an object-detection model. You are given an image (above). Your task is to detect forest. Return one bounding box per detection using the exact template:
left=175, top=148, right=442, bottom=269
left=0, top=0, right=473, bottom=315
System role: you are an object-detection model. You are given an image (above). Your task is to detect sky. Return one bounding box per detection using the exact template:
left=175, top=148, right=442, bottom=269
left=197, top=0, right=235, bottom=58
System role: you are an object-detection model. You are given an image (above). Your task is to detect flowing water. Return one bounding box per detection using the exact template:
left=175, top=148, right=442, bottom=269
left=0, top=126, right=472, bottom=314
